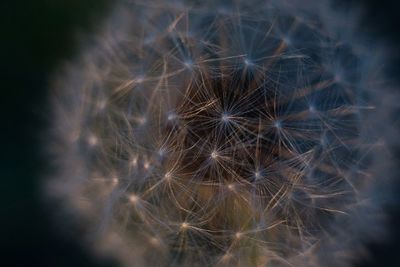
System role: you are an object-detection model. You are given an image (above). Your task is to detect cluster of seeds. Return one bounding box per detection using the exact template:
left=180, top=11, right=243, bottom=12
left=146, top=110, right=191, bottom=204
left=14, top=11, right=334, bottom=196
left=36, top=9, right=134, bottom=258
left=50, top=1, right=392, bottom=266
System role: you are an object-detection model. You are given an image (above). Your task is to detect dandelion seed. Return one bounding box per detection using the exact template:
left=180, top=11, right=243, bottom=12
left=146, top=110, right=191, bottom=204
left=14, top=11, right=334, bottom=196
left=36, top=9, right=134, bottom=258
left=143, top=161, right=150, bottom=170
left=210, top=150, right=219, bottom=160
left=144, top=35, right=155, bottom=45
left=164, top=172, right=172, bottom=180
left=334, top=72, right=343, bottom=83
left=244, top=58, right=253, bottom=66
left=130, top=156, right=138, bottom=167
left=149, top=237, right=160, bottom=246
left=235, top=232, right=242, bottom=239
left=157, top=148, right=166, bottom=157
left=135, top=75, right=145, bottom=84
left=180, top=222, right=190, bottom=230
left=167, top=112, right=176, bottom=121
left=111, top=177, right=119, bottom=186
left=282, top=35, right=292, bottom=45
left=220, top=253, right=232, bottom=262
left=183, top=59, right=193, bottom=69
left=221, top=112, right=231, bottom=123
left=227, top=183, right=235, bottom=191
left=129, top=194, right=139, bottom=204
left=96, top=100, right=107, bottom=110
left=137, top=116, right=147, bottom=125
left=87, top=135, right=98, bottom=147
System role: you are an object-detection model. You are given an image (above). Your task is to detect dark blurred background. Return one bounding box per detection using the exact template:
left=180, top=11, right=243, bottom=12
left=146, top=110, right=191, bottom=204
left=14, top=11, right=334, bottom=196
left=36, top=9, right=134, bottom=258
left=1, top=0, right=399, bottom=266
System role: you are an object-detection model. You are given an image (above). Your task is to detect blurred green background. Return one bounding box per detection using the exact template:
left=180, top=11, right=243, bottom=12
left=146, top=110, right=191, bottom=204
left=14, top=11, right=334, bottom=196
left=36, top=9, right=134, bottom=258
left=1, top=0, right=399, bottom=266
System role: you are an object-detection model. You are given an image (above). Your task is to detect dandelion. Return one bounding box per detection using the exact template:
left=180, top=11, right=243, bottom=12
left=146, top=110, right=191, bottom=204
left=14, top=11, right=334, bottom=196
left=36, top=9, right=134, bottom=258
left=48, top=0, right=398, bottom=266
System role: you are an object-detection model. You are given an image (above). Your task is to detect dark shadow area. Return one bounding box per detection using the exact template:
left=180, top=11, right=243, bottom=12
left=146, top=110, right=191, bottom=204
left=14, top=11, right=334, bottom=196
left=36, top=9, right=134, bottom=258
left=1, top=1, right=118, bottom=266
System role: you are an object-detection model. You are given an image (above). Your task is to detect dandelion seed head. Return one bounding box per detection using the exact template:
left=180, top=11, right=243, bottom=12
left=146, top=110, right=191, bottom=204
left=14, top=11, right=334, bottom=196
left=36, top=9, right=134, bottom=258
left=48, top=0, right=398, bottom=266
